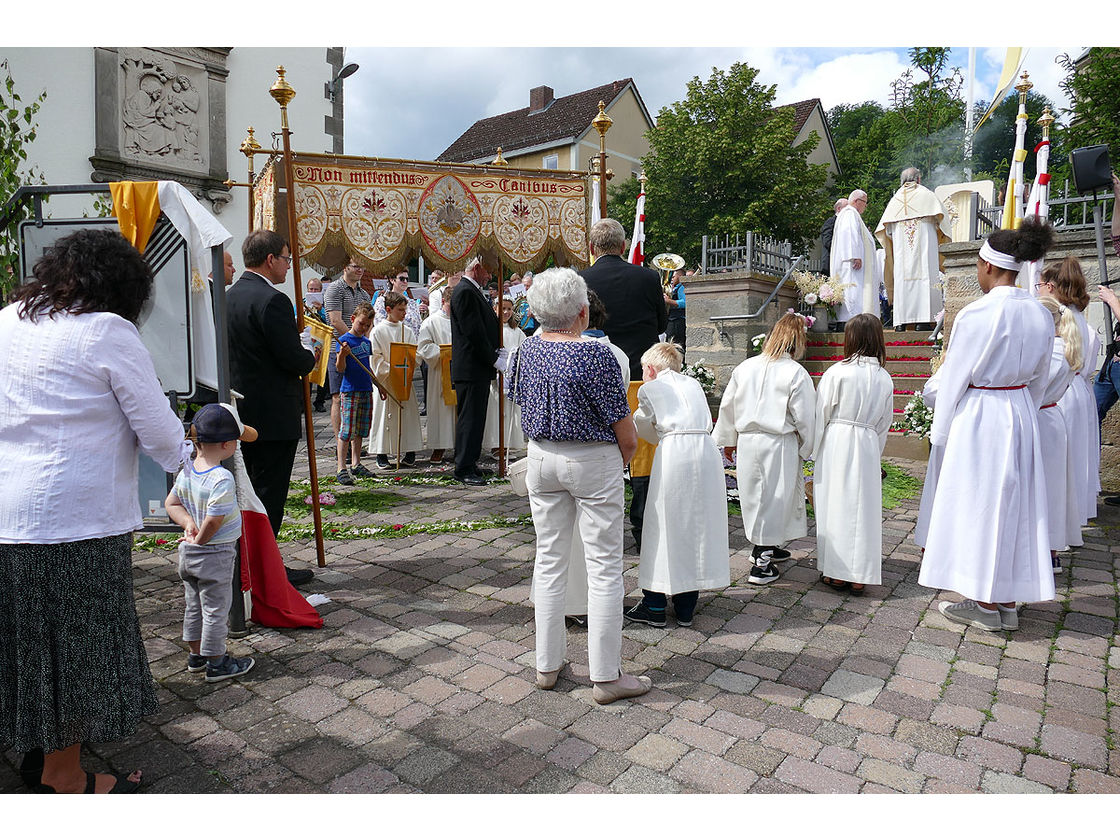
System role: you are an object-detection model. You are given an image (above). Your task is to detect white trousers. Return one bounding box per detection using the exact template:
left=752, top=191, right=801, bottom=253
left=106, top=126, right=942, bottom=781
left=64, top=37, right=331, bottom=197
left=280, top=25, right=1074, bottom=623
left=526, top=438, right=624, bottom=682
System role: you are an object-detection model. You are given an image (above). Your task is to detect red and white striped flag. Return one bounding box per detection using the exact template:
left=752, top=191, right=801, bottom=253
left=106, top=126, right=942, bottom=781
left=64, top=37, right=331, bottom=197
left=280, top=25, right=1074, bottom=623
left=627, top=188, right=646, bottom=265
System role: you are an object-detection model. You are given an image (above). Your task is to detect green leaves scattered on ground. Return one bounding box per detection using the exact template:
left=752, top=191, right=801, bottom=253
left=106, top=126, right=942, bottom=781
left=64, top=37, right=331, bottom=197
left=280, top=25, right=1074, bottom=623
left=284, top=489, right=404, bottom=518
left=882, top=461, right=923, bottom=509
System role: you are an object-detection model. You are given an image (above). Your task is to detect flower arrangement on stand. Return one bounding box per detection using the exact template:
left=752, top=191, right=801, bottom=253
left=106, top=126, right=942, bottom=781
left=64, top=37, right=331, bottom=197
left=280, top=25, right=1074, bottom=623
left=894, top=393, right=933, bottom=438
left=749, top=332, right=767, bottom=355
left=792, top=269, right=852, bottom=323
left=682, top=360, right=716, bottom=395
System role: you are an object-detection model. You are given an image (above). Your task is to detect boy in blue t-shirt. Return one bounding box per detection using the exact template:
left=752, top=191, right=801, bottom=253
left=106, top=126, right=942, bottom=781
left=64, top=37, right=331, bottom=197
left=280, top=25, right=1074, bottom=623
left=164, top=403, right=256, bottom=683
left=335, top=301, right=375, bottom=485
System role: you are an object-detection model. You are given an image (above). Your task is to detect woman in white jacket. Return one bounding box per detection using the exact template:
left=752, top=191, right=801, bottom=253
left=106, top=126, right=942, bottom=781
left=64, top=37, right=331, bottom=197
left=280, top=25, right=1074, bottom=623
left=713, top=313, right=815, bottom=585
left=812, top=314, right=894, bottom=595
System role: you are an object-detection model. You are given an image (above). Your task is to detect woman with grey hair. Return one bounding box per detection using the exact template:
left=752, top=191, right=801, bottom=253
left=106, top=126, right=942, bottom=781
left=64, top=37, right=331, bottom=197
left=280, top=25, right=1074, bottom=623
left=507, top=267, right=650, bottom=704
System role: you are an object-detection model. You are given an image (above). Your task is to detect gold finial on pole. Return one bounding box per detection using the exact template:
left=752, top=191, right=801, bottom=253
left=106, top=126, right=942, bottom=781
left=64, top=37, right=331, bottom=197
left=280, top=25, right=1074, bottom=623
left=491, top=146, right=508, bottom=166
left=1037, top=104, right=1054, bottom=139
left=638, top=170, right=647, bottom=190
left=240, top=126, right=262, bottom=159
left=592, top=101, right=612, bottom=221
left=270, top=66, right=296, bottom=130
left=1015, top=71, right=1033, bottom=114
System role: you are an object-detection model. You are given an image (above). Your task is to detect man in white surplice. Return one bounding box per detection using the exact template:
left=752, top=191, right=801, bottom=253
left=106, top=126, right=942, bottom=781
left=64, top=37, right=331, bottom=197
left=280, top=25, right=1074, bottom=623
left=830, top=189, right=881, bottom=325
left=874, top=168, right=951, bottom=331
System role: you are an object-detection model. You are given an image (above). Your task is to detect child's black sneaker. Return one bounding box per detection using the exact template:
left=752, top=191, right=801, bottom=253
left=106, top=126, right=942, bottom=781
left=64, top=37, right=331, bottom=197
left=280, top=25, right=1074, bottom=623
left=336, top=469, right=355, bottom=486
left=401, top=452, right=417, bottom=467
left=763, top=547, right=791, bottom=561
left=205, top=654, right=255, bottom=683
left=624, top=602, right=666, bottom=628
left=187, top=653, right=208, bottom=673
left=349, top=463, right=373, bottom=478
left=376, top=454, right=393, bottom=470
left=747, top=563, right=781, bottom=585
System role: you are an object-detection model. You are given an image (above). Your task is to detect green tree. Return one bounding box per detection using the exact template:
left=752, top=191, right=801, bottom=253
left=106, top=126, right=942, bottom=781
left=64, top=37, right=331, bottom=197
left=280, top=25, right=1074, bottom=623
left=608, top=62, right=831, bottom=267
left=0, top=59, right=46, bottom=301
left=1058, top=48, right=1120, bottom=170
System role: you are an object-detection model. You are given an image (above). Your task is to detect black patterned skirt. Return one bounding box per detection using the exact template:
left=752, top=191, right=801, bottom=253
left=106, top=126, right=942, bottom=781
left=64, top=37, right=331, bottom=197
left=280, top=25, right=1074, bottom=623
left=0, top=534, right=159, bottom=752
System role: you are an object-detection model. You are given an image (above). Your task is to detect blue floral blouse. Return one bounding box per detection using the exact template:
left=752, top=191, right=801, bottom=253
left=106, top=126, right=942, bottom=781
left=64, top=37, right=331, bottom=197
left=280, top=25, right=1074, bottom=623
left=507, top=337, right=631, bottom=442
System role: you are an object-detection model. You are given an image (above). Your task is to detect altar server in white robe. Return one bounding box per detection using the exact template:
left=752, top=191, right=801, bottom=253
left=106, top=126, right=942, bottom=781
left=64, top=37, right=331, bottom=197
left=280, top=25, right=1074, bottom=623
left=831, top=189, right=881, bottom=324
left=623, top=342, right=729, bottom=627
left=812, top=315, right=894, bottom=594
left=1035, top=295, right=1079, bottom=567
left=875, top=168, right=951, bottom=330
left=919, top=218, right=1055, bottom=632
left=484, top=299, right=527, bottom=453
left=713, top=313, right=815, bottom=586
left=369, top=292, right=424, bottom=465
left=1043, top=258, right=1102, bottom=532
left=417, top=293, right=454, bottom=464
left=914, top=367, right=943, bottom=549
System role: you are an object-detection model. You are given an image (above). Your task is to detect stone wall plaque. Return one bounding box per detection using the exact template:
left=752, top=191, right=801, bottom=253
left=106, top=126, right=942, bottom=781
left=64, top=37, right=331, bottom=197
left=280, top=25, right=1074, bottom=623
left=91, top=47, right=231, bottom=213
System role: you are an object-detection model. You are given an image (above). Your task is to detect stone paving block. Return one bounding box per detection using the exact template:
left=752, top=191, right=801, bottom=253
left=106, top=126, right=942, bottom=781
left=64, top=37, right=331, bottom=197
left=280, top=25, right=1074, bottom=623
left=1021, top=754, right=1072, bottom=791
left=316, top=707, right=390, bottom=747
left=837, top=703, right=897, bottom=734
left=872, top=689, right=934, bottom=721
left=503, top=719, right=567, bottom=756
left=820, top=669, right=885, bottom=706
left=1045, top=681, right=1107, bottom=717
left=611, top=763, right=682, bottom=794
left=277, top=735, right=366, bottom=782
left=239, top=713, right=320, bottom=756
left=886, top=674, right=943, bottom=701
left=913, top=750, right=981, bottom=789
left=858, top=757, right=925, bottom=793
left=1039, top=724, right=1109, bottom=770
left=816, top=744, right=862, bottom=774
left=751, top=680, right=808, bottom=707
left=668, top=749, right=758, bottom=794
left=392, top=746, right=461, bottom=786
left=565, top=711, right=647, bottom=752
left=625, top=733, right=690, bottom=771
left=981, top=770, right=1053, bottom=794
left=957, top=735, right=1024, bottom=773
left=895, top=654, right=952, bottom=684
left=520, top=766, right=579, bottom=794
left=894, top=719, right=960, bottom=754
left=1048, top=662, right=1106, bottom=690
left=724, top=741, right=786, bottom=775
left=924, top=779, right=980, bottom=794
left=759, top=727, right=823, bottom=760
left=660, top=718, right=736, bottom=756
left=276, top=684, right=349, bottom=723
left=855, top=732, right=917, bottom=764
left=705, top=668, right=760, bottom=695
left=1071, top=769, right=1120, bottom=793
left=774, top=755, right=861, bottom=793
left=575, top=750, right=632, bottom=787
left=705, top=710, right=767, bottom=741
left=930, top=702, right=986, bottom=735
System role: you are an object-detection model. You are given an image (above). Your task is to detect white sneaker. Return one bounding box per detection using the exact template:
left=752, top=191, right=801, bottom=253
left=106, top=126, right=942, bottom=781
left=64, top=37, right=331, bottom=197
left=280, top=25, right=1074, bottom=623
left=997, top=605, right=1019, bottom=631
left=938, top=599, right=1002, bottom=632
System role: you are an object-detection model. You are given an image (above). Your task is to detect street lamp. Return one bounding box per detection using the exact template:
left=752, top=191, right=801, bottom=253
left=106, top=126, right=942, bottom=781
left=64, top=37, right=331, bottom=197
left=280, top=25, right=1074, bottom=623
left=327, top=62, right=360, bottom=103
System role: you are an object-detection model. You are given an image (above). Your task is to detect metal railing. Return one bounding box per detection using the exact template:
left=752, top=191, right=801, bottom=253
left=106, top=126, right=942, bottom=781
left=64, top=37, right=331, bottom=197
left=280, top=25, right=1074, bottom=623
left=707, top=254, right=807, bottom=347
left=969, top=180, right=1115, bottom=239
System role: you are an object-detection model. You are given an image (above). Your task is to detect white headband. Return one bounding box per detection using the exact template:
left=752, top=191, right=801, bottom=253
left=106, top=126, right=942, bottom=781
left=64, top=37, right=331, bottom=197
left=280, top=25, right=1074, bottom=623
left=979, top=239, right=1022, bottom=272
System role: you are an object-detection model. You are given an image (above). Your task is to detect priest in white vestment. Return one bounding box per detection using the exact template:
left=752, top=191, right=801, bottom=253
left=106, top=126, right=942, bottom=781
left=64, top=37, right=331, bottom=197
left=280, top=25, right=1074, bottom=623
left=624, top=343, right=729, bottom=627
left=811, top=316, right=894, bottom=593
left=713, top=314, right=815, bottom=585
left=417, top=295, right=455, bottom=463
left=874, top=168, right=951, bottom=330
left=831, top=190, right=881, bottom=324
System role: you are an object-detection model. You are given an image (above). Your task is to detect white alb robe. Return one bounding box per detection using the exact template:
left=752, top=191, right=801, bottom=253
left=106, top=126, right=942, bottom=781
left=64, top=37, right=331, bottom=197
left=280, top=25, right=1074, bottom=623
left=914, top=369, right=943, bottom=548
left=918, top=286, right=1055, bottom=604
left=831, top=205, right=880, bottom=322
left=417, top=311, right=454, bottom=450
left=885, top=218, right=943, bottom=325
left=812, top=357, right=894, bottom=585
left=713, top=353, right=815, bottom=546
left=1039, top=337, right=1075, bottom=552
left=484, top=325, right=527, bottom=450
left=634, top=369, right=729, bottom=595
left=368, top=319, right=424, bottom=456
left=1057, top=307, right=1101, bottom=533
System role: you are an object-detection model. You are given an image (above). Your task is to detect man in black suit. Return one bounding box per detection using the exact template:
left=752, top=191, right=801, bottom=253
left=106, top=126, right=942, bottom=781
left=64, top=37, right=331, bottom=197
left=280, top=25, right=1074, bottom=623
left=579, top=218, right=667, bottom=380
left=227, top=230, right=317, bottom=585
left=579, top=218, right=667, bottom=552
left=450, top=255, right=503, bottom=486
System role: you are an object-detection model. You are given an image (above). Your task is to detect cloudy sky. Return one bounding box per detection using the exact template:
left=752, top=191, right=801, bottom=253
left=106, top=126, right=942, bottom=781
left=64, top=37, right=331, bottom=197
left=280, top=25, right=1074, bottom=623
left=343, top=46, right=1080, bottom=162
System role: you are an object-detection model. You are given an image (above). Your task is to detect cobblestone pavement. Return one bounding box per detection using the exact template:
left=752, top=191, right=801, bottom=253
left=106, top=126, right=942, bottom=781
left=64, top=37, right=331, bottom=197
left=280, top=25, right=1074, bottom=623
left=4, top=413, right=1119, bottom=794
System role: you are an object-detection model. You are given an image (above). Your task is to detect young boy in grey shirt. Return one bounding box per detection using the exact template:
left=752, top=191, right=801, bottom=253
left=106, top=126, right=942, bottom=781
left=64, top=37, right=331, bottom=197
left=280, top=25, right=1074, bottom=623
left=165, top=403, right=256, bottom=682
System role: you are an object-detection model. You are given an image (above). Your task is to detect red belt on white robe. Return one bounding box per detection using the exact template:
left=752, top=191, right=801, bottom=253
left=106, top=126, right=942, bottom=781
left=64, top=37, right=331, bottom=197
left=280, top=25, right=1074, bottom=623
left=968, top=384, right=1026, bottom=390
left=1040, top=402, right=1058, bottom=409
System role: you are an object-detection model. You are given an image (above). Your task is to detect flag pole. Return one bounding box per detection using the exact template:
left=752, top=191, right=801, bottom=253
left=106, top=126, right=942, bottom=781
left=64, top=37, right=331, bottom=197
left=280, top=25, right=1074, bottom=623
left=271, top=66, right=326, bottom=568
left=490, top=148, right=509, bottom=478
left=592, top=101, right=612, bottom=222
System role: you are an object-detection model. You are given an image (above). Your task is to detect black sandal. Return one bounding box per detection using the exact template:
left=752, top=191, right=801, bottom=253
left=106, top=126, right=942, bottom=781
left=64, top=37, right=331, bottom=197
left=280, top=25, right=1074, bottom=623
left=19, top=748, right=44, bottom=790
left=820, top=574, right=849, bottom=591
left=35, top=770, right=140, bottom=794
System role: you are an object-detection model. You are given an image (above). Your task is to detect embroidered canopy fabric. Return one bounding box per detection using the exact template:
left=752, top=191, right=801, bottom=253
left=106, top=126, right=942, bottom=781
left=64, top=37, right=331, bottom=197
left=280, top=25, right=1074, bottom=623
left=253, top=153, right=591, bottom=275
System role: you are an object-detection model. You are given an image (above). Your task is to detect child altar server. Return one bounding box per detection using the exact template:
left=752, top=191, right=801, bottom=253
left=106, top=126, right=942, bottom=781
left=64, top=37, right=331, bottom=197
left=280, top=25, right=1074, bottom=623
left=811, top=314, right=894, bottom=595
left=370, top=291, right=423, bottom=469
left=417, top=293, right=455, bottom=465
left=918, top=218, right=1054, bottom=632
left=1036, top=295, right=1079, bottom=569
left=484, top=298, right=527, bottom=454
left=713, top=313, right=815, bottom=586
left=623, top=342, right=729, bottom=627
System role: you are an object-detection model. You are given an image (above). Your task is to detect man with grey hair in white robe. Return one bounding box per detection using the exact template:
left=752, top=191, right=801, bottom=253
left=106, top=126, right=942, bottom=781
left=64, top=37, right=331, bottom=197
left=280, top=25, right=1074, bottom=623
left=830, top=189, right=881, bottom=325
left=875, top=167, right=951, bottom=331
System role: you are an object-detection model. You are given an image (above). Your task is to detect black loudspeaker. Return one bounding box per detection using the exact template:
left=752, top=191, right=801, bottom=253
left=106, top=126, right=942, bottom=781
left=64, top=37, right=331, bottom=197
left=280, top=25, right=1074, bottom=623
left=1069, top=144, right=1113, bottom=194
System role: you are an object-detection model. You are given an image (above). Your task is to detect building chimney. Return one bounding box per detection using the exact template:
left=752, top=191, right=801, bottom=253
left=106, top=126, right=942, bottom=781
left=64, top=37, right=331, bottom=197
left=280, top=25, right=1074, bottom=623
left=529, top=85, right=554, bottom=112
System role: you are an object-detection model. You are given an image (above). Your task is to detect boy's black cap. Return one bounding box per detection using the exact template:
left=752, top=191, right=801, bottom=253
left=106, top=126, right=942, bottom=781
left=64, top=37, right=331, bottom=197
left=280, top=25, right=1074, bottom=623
left=192, top=402, right=258, bottom=443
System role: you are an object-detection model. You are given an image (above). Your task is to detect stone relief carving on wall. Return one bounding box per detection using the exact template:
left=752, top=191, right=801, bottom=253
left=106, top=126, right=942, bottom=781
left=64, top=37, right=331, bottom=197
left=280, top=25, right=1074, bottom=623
left=119, top=50, right=207, bottom=168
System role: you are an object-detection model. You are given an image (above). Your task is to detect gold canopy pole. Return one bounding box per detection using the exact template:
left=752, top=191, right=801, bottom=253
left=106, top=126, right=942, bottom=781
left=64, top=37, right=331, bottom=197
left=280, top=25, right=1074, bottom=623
left=491, top=146, right=509, bottom=478
left=271, top=66, right=326, bottom=569
left=592, top=101, right=612, bottom=222
left=242, top=127, right=262, bottom=231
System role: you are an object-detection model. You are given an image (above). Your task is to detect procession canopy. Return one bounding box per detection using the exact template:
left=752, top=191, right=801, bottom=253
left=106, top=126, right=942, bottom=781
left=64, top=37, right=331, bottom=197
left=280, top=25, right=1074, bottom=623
left=252, top=152, right=592, bottom=275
